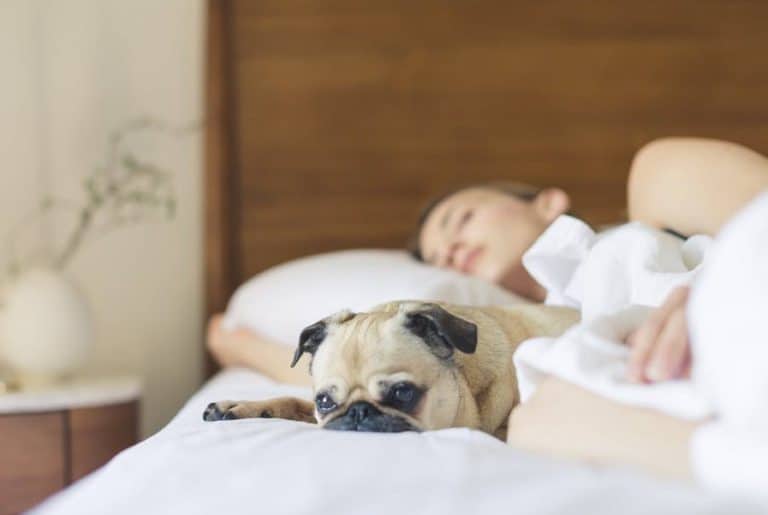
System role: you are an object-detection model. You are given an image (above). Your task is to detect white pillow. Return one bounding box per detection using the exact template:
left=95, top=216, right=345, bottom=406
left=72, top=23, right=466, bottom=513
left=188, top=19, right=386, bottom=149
left=222, top=249, right=524, bottom=345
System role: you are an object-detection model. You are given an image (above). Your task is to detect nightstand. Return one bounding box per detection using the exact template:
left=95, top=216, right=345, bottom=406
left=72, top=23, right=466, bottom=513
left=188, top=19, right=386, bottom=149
left=0, top=377, right=141, bottom=514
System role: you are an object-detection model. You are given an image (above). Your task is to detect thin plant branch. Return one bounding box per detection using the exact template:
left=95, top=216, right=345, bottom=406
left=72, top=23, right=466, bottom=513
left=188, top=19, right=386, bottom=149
left=1, top=117, right=196, bottom=281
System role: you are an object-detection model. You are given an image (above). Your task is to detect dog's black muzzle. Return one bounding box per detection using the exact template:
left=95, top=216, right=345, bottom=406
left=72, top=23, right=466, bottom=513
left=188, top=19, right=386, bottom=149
left=323, top=401, right=419, bottom=433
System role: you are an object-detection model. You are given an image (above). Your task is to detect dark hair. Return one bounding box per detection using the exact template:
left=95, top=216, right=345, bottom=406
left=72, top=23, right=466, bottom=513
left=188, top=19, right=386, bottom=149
left=407, top=181, right=544, bottom=261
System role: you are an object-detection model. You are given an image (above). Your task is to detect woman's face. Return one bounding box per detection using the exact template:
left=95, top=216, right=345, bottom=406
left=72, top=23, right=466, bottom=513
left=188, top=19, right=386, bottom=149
left=418, top=187, right=568, bottom=286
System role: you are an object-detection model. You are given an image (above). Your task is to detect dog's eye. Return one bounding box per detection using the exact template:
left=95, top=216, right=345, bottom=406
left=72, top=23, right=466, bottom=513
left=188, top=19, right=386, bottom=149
left=315, top=392, right=337, bottom=414
left=392, top=384, right=414, bottom=403
left=385, top=382, right=422, bottom=413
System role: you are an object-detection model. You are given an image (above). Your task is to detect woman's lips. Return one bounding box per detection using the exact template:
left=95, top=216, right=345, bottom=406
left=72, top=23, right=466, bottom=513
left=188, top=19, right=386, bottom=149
left=460, top=247, right=483, bottom=274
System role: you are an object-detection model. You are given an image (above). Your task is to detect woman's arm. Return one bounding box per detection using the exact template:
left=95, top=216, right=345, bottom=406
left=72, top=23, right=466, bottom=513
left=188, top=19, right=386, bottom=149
left=207, top=314, right=312, bottom=387
left=626, top=139, right=768, bottom=383
left=507, top=139, right=766, bottom=478
left=628, top=138, right=768, bottom=236
left=507, top=377, right=699, bottom=480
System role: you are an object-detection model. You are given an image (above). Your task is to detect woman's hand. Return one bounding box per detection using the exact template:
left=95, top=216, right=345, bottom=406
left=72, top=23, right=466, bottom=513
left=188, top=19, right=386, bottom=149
left=626, top=286, right=692, bottom=383
left=207, top=313, right=254, bottom=368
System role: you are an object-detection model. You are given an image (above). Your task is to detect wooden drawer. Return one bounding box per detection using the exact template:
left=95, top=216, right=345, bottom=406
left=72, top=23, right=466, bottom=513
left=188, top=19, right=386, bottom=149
left=70, top=402, right=139, bottom=481
left=0, top=401, right=138, bottom=515
left=0, top=413, right=66, bottom=515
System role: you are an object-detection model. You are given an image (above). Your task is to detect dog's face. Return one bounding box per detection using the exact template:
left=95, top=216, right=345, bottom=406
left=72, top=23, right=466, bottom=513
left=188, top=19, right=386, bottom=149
left=290, top=302, right=478, bottom=433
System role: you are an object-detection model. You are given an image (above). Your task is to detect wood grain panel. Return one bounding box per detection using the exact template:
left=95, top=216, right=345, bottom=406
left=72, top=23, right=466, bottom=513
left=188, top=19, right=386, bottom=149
left=0, top=413, right=65, bottom=515
left=69, top=402, right=139, bottom=481
left=206, top=0, right=768, bottom=371
left=219, top=0, right=768, bottom=280
left=205, top=0, right=239, bottom=376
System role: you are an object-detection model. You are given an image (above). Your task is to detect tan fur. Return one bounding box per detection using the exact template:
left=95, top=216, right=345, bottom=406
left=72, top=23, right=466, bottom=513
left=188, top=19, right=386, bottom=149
left=205, top=302, right=578, bottom=438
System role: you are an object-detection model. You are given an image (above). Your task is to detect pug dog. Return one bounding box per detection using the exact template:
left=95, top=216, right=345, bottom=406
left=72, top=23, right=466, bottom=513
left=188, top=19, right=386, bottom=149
left=203, top=301, right=578, bottom=438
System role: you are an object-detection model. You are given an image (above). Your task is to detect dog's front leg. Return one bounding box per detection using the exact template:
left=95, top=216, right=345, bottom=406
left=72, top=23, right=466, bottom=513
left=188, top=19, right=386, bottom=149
left=203, top=396, right=316, bottom=423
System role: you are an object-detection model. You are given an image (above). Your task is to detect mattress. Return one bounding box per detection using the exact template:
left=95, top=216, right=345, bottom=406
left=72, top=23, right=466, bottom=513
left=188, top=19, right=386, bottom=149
left=32, top=368, right=762, bottom=515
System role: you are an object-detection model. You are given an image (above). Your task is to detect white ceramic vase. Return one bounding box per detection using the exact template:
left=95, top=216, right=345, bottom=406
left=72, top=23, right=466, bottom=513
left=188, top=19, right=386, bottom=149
left=0, top=268, right=93, bottom=384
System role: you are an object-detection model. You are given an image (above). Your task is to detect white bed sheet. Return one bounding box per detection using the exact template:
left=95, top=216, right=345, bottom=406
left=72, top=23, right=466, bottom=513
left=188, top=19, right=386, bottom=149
left=33, top=369, right=762, bottom=515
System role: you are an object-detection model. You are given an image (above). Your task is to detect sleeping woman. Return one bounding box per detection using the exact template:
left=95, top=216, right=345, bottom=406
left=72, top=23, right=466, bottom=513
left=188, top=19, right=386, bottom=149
left=207, top=137, right=768, bottom=491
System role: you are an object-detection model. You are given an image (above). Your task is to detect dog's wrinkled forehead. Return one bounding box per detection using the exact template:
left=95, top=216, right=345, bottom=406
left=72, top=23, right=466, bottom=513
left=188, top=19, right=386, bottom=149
left=290, top=301, right=478, bottom=371
left=323, top=303, right=448, bottom=344
left=318, top=309, right=401, bottom=351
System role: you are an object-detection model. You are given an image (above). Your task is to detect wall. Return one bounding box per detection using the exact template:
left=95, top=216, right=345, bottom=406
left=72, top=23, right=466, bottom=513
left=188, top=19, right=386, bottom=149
left=0, top=0, right=204, bottom=436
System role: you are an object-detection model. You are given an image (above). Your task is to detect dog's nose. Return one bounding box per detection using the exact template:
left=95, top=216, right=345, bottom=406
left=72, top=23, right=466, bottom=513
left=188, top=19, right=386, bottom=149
left=345, top=401, right=380, bottom=422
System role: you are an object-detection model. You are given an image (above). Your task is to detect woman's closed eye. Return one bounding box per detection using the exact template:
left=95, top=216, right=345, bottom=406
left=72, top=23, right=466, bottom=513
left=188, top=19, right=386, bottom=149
left=457, top=210, right=474, bottom=231
left=426, top=208, right=474, bottom=266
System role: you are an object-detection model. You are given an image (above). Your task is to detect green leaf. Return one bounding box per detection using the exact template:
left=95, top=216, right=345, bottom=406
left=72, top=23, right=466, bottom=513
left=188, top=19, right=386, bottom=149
left=84, top=178, right=103, bottom=205
left=122, top=154, right=139, bottom=170
left=166, top=197, right=176, bottom=217
left=40, top=196, right=55, bottom=210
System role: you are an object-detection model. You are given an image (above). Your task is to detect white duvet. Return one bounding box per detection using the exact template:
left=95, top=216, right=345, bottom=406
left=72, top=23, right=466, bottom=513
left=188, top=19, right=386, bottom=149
left=517, top=215, right=713, bottom=420
left=33, top=369, right=761, bottom=515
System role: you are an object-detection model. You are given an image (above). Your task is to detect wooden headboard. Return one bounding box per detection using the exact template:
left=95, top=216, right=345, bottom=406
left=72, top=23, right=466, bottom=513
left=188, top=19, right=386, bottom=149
left=204, top=0, right=768, bottom=373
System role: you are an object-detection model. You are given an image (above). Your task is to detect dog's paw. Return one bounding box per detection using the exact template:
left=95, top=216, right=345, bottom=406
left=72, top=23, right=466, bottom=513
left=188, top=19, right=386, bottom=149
left=202, top=401, right=275, bottom=422
left=203, top=401, right=240, bottom=421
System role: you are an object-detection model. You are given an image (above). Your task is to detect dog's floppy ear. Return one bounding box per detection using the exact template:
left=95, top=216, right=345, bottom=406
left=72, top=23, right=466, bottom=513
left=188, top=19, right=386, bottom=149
left=291, top=310, right=356, bottom=368
left=404, top=304, right=477, bottom=359
left=291, top=321, right=327, bottom=368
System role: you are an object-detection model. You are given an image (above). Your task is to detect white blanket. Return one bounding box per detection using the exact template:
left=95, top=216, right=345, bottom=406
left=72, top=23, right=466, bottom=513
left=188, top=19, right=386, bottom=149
left=687, top=192, right=768, bottom=496
left=33, top=369, right=760, bottom=515
left=516, top=216, right=713, bottom=419
left=516, top=199, right=768, bottom=498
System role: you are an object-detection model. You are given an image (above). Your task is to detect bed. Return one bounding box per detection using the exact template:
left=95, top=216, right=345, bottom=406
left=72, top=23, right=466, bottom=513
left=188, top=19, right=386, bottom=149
left=31, top=1, right=768, bottom=513
left=33, top=368, right=762, bottom=515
